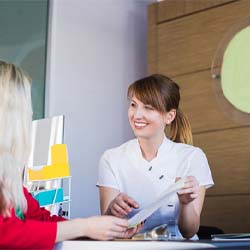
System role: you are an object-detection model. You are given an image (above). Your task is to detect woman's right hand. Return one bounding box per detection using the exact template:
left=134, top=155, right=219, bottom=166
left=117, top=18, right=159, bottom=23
left=84, top=215, right=129, bottom=240
left=57, top=216, right=142, bottom=242
left=108, top=193, right=139, bottom=218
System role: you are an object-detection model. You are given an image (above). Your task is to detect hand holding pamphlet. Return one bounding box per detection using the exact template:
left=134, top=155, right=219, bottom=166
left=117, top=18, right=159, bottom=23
left=128, top=178, right=186, bottom=228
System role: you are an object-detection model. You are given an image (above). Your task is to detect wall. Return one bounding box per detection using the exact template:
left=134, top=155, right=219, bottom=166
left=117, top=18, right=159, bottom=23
left=148, top=0, right=250, bottom=233
left=0, top=0, right=48, bottom=120
left=46, top=0, right=155, bottom=217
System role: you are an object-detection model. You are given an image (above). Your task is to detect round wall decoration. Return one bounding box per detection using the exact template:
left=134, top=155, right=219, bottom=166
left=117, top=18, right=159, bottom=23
left=211, top=17, right=250, bottom=124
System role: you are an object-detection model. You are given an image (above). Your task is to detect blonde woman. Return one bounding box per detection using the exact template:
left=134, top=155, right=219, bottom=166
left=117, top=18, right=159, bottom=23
left=97, top=74, right=214, bottom=239
left=0, top=61, right=137, bottom=249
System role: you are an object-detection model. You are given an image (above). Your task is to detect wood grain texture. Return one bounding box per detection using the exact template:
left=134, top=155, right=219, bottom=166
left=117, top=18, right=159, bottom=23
left=148, top=0, right=250, bottom=233
left=157, top=0, right=250, bottom=76
left=201, top=195, right=250, bottom=233
left=194, top=126, right=250, bottom=195
left=157, top=0, right=235, bottom=23
left=173, top=70, right=250, bottom=133
left=148, top=3, right=158, bottom=74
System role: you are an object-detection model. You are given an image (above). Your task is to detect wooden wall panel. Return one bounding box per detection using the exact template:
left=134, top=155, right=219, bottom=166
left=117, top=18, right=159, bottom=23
left=194, top=127, right=250, bottom=195
left=157, top=0, right=235, bottom=23
left=201, top=195, right=250, bottom=233
left=148, top=0, right=250, bottom=233
left=148, top=4, right=158, bottom=74
left=173, top=71, right=250, bottom=133
left=157, top=0, right=250, bottom=77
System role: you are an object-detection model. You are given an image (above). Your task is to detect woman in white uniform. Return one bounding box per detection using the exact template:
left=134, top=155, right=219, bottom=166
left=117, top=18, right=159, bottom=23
left=97, top=74, right=214, bottom=239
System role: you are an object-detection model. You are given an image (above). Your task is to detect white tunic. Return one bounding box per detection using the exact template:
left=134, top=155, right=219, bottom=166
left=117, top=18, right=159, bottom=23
left=97, top=137, right=214, bottom=239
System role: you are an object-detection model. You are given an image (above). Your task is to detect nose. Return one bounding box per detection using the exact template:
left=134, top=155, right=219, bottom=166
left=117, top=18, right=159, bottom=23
left=134, top=107, right=143, bottom=119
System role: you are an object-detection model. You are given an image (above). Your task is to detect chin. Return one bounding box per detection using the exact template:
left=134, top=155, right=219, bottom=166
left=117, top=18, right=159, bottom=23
left=134, top=133, right=149, bottom=139
left=132, top=127, right=150, bottom=138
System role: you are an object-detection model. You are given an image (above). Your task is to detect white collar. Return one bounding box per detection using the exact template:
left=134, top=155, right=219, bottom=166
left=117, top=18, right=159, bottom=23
left=133, top=136, right=174, bottom=164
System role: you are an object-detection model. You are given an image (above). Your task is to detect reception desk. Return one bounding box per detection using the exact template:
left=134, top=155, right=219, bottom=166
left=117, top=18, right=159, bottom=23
left=55, top=239, right=250, bottom=250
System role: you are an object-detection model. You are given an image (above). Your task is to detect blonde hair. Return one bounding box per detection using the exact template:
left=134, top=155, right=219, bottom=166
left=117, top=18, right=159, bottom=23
left=128, top=74, right=193, bottom=145
left=0, top=61, right=32, bottom=217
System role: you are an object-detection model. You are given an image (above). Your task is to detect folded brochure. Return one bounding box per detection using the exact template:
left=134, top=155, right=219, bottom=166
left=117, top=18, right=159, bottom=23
left=212, top=233, right=250, bottom=241
left=128, top=178, right=185, bottom=228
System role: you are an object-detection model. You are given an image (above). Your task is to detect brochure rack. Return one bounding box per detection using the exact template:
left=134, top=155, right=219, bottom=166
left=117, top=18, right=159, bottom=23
left=27, top=144, right=71, bottom=218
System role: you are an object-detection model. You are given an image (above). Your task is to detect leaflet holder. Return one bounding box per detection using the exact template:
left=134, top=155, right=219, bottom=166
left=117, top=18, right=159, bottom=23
left=25, top=115, right=71, bottom=218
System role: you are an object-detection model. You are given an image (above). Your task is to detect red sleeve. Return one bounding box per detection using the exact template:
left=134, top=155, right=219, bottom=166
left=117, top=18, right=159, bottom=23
left=0, top=213, right=57, bottom=249
left=23, top=187, right=66, bottom=222
left=0, top=188, right=66, bottom=249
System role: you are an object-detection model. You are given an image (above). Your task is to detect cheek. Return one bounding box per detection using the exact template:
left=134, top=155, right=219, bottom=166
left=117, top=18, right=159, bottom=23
left=153, top=114, right=167, bottom=128
left=128, top=108, right=133, bottom=120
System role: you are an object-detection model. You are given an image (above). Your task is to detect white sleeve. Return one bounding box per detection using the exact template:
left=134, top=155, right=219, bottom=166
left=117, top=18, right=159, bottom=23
left=188, top=148, right=214, bottom=189
left=96, top=151, right=120, bottom=190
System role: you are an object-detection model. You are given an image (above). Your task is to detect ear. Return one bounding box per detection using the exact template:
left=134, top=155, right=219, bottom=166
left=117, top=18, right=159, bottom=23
left=164, top=109, right=176, bottom=125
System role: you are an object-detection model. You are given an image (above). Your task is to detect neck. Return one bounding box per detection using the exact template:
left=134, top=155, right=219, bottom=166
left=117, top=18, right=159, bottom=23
left=138, top=134, right=165, bottom=162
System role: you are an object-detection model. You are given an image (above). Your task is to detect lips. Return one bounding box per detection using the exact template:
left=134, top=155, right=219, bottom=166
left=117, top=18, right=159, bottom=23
left=134, top=121, right=147, bottom=128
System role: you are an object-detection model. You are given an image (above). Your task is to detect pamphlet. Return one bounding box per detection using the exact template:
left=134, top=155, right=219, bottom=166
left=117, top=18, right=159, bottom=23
left=128, top=178, right=185, bottom=228
left=211, top=233, right=250, bottom=241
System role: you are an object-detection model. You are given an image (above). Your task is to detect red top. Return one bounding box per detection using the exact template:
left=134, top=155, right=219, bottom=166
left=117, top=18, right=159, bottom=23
left=0, top=187, right=66, bottom=249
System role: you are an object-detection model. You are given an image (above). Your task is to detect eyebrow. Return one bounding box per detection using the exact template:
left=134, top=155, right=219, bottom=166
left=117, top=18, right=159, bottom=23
left=130, top=99, right=153, bottom=107
left=129, top=98, right=137, bottom=103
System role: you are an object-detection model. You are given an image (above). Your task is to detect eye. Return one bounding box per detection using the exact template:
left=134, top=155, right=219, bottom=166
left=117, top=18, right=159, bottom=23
left=145, top=105, right=154, bottom=110
left=130, top=102, right=136, bottom=108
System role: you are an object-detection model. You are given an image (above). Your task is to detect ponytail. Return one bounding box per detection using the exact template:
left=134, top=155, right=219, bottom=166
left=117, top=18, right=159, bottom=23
left=167, top=109, right=193, bottom=145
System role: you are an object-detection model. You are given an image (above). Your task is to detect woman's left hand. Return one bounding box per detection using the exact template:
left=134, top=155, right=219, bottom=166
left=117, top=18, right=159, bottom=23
left=176, top=176, right=199, bottom=205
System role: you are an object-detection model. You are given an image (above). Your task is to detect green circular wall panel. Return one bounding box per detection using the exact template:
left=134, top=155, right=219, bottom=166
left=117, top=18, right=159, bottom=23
left=221, top=27, right=250, bottom=113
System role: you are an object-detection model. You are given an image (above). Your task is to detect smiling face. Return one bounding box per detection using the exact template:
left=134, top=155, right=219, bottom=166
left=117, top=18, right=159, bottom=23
left=127, top=75, right=179, bottom=143
left=128, top=96, right=168, bottom=141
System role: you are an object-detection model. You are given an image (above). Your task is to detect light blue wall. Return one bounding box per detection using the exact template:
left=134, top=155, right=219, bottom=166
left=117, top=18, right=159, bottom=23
left=46, top=0, right=155, bottom=218
left=0, top=0, right=48, bottom=120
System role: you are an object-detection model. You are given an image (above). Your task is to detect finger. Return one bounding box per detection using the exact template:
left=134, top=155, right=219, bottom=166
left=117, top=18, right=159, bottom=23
left=135, top=223, right=143, bottom=233
left=116, top=194, right=135, bottom=211
left=185, top=175, right=196, bottom=180
left=185, top=176, right=199, bottom=185
left=112, top=203, right=126, bottom=213
left=175, top=177, right=181, bottom=182
left=123, top=196, right=139, bottom=209
left=118, top=193, right=139, bottom=209
left=182, top=179, right=199, bottom=189
left=110, top=207, right=125, bottom=217
left=183, top=181, right=197, bottom=189
left=123, top=227, right=137, bottom=238
left=114, top=218, right=129, bottom=228
left=118, top=199, right=135, bottom=213
left=111, top=224, right=129, bottom=233
left=114, top=231, right=128, bottom=239
left=110, top=228, right=135, bottom=239
left=112, top=203, right=128, bottom=216
left=178, top=187, right=198, bottom=194
left=106, top=231, right=125, bottom=240
left=190, top=193, right=199, bottom=199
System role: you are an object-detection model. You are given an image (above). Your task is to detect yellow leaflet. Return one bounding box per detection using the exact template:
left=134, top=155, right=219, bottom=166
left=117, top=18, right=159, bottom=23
left=28, top=144, right=70, bottom=180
